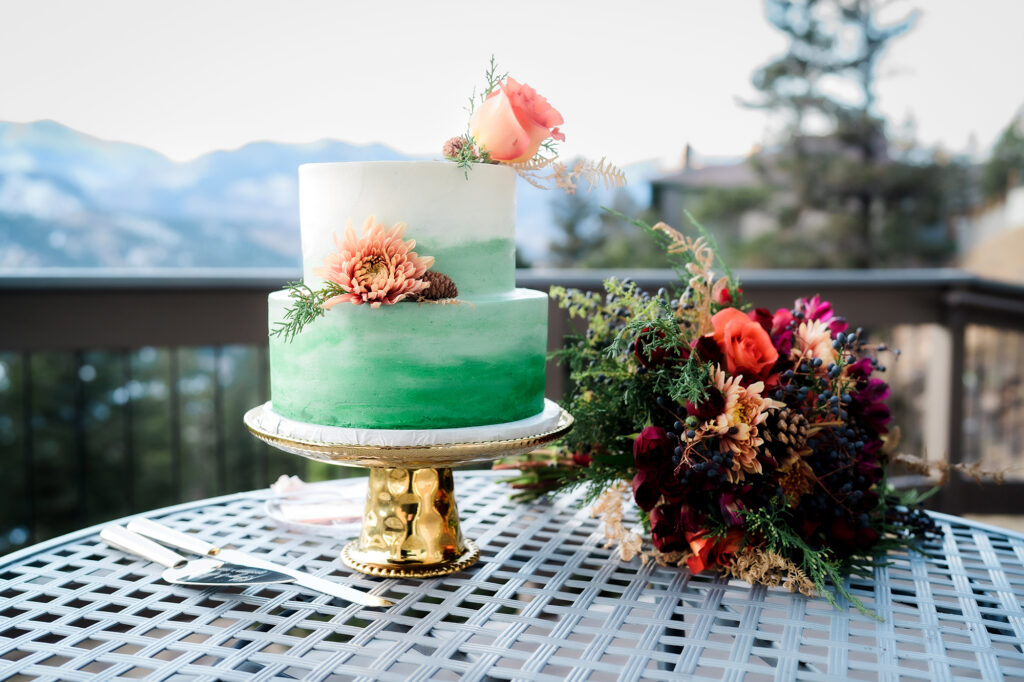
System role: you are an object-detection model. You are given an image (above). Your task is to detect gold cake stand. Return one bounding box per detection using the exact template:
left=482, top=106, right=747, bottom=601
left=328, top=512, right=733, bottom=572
left=243, top=404, right=573, bottom=578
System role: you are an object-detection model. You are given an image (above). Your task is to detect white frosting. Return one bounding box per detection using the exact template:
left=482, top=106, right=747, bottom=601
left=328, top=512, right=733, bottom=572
left=252, top=399, right=565, bottom=446
left=298, top=161, right=516, bottom=289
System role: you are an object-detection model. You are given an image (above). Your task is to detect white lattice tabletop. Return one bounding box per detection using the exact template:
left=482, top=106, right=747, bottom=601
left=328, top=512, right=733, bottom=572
left=1, top=471, right=1023, bottom=681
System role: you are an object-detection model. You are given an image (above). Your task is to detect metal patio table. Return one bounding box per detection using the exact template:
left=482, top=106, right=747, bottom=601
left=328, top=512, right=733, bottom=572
left=1, top=471, right=1023, bottom=681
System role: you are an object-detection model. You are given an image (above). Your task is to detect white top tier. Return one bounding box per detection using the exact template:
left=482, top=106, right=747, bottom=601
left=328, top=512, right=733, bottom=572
left=298, top=161, right=517, bottom=296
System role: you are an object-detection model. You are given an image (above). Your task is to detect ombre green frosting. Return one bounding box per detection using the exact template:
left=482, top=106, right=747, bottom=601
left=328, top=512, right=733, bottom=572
left=269, top=289, right=547, bottom=429
left=415, top=237, right=514, bottom=296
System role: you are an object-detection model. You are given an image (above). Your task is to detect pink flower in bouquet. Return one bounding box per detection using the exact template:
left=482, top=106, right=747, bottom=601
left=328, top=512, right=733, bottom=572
left=709, top=368, right=784, bottom=478
left=796, top=295, right=848, bottom=335
left=792, top=319, right=839, bottom=368
left=851, top=377, right=892, bottom=434
left=469, top=77, right=565, bottom=163
left=710, top=308, right=779, bottom=381
left=772, top=308, right=794, bottom=333
left=314, top=217, right=434, bottom=309
left=770, top=308, right=796, bottom=356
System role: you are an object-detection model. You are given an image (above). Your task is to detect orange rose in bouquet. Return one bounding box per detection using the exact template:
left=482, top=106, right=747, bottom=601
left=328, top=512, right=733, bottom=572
left=711, top=308, right=779, bottom=381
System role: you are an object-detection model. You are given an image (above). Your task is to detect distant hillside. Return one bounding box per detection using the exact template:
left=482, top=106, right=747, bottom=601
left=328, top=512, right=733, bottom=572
left=0, top=120, right=656, bottom=268
left=0, top=120, right=413, bottom=269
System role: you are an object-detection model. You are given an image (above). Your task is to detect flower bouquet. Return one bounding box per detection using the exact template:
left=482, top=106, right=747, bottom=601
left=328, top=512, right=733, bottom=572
left=497, top=214, right=938, bottom=613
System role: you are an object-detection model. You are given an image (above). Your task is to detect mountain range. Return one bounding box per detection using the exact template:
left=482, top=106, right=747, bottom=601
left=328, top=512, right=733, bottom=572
left=0, top=120, right=655, bottom=270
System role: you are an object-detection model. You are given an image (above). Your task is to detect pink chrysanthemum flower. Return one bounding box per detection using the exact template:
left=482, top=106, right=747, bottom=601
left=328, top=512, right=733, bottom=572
left=707, top=367, right=784, bottom=480
left=313, top=216, right=435, bottom=309
left=791, top=319, right=839, bottom=369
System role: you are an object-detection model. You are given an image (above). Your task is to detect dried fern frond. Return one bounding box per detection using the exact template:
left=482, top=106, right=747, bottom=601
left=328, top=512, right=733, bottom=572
left=553, top=157, right=627, bottom=194
left=579, top=157, right=627, bottom=191
left=508, top=156, right=627, bottom=195
left=649, top=222, right=719, bottom=336
left=514, top=170, right=553, bottom=191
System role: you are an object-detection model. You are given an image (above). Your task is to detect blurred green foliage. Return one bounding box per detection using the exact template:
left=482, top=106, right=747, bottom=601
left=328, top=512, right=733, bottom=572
left=981, top=117, right=1024, bottom=202
left=0, top=347, right=358, bottom=556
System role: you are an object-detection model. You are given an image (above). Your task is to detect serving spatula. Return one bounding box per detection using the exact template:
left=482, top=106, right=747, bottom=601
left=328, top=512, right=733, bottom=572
left=101, top=525, right=295, bottom=586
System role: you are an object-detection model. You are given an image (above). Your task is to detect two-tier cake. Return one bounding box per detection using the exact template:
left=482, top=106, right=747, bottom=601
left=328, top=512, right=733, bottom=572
left=267, top=161, right=550, bottom=431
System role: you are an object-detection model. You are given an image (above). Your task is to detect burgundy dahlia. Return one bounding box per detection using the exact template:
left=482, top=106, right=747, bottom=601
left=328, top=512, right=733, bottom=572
left=633, top=426, right=673, bottom=469
left=686, top=386, right=725, bottom=422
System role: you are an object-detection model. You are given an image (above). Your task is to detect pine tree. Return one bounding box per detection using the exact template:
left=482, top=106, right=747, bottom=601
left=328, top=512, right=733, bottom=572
left=547, top=166, right=599, bottom=266
left=746, top=0, right=956, bottom=267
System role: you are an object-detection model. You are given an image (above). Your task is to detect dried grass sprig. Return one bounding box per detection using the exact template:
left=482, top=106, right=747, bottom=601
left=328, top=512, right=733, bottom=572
left=591, top=481, right=646, bottom=563
left=723, top=548, right=817, bottom=597
left=653, top=550, right=693, bottom=567
left=894, top=452, right=1014, bottom=486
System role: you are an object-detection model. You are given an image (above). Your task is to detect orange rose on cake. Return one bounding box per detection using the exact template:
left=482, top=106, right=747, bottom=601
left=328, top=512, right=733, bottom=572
left=469, top=77, right=565, bottom=163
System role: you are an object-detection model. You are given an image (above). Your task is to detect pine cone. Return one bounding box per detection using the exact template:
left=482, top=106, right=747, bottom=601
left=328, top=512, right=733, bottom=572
left=762, top=409, right=810, bottom=470
left=418, top=271, right=458, bottom=300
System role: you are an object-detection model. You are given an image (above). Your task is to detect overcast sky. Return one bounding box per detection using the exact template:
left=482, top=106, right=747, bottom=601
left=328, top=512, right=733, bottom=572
left=1, top=0, right=1021, bottom=166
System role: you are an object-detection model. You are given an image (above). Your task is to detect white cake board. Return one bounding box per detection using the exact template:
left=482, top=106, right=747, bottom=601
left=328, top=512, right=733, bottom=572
left=248, top=399, right=565, bottom=448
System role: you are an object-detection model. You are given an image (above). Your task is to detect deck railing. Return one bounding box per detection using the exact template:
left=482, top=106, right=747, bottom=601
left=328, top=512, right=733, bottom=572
left=2, top=268, right=1023, bottom=553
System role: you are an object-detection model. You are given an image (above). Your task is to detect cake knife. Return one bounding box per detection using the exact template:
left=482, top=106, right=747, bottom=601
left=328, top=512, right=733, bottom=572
left=101, top=525, right=296, bottom=586
left=127, top=518, right=392, bottom=607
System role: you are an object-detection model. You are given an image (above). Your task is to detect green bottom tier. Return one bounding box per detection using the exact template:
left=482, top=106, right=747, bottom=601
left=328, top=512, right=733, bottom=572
left=268, top=288, right=548, bottom=429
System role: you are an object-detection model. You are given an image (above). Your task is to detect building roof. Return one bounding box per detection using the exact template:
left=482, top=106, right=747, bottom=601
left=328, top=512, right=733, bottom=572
left=651, top=160, right=759, bottom=190
left=653, top=135, right=885, bottom=191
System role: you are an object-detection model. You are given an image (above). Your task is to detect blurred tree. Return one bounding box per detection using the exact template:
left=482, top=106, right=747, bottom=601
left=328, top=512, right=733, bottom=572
left=981, top=114, right=1024, bottom=201
left=547, top=183, right=668, bottom=268
left=583, top=191, right=667, bottom=268
left=547, top=169, right=599, bottom=267
left=741, top=0, right=960, bottom=267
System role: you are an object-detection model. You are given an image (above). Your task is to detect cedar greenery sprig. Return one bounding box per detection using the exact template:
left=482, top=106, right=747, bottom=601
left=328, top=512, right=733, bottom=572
left=270, top=280, right=349, bottom=342
left=479, top=55, right=506, bottom=104
left=464, top=55, right=507, bottom=119
left=740, top=502, right=874, bottom=617
left=506, top=212, right=738, bottom=503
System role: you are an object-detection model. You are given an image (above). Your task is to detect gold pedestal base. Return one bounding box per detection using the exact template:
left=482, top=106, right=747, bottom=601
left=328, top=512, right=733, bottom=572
left=243, top=403, right=574, bottom=578
left=338, top=467, right=481, bottom=578
left=341, top=539, right=480, bottom=578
